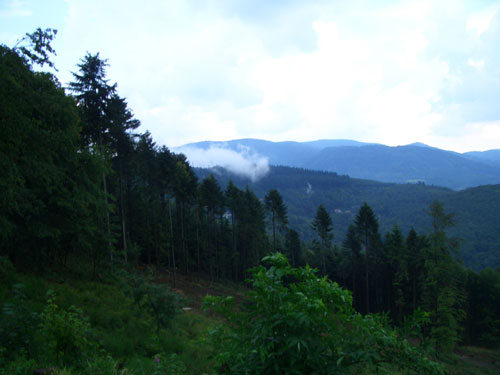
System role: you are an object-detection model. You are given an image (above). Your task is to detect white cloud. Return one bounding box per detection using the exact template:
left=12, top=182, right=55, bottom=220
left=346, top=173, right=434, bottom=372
left=175, top=145, right=270, bottom=182
left=466, top=4, right=500, bottom=36
left=428, top=120, right=500, bottom=152
left=2, top=0, right=499, bottom=152
left=468, top=58, right=484, bottom=68
left=0, top=0, right=32, bottom=18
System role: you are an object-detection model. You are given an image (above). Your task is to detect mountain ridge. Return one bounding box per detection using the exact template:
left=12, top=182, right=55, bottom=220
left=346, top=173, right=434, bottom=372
left=181, top=138, right=500, bottom=190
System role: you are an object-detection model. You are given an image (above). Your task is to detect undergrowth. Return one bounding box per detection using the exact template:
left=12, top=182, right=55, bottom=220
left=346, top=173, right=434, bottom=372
left=1, top=255, right=498, bottom=375
left=0, top=256, right=215, bottom=374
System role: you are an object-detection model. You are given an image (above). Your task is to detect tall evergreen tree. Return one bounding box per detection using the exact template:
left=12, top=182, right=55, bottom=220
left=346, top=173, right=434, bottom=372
left=285, top=228, right=302, bottom=268
left=0, top=43, right=108, bottom=273
left=311, top=204, right=334, bottom=275
left=406, top=228, right=426, bottom=311
left=343, top=224, right=362, bottom=311
left=384, top=225, right=409, bottom=322
left=68, top=52, right=118, bottom=265
left=171, top=154, right=198, bottom=274
left=264, top=189, right=288, bottom=252
left=420, top=201, right=465, bottom=353
left=106, top=93, right=140, bottom=261
left=354, top=202, right=379, bottom=314
left=199, top=175, right=224, bottom=279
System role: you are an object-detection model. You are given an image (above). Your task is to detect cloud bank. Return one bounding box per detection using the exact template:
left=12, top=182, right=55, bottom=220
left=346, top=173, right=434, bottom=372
left=176, top=145, right=270, bottom=182
left=2, top=0, right=500, bottom=152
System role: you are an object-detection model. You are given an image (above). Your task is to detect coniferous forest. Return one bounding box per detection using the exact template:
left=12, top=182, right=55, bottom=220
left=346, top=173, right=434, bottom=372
left=1, top=29, right=500, bottom=374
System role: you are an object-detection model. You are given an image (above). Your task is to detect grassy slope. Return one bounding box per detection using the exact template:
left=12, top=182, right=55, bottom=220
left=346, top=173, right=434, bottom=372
left=1, top=262, right=498, bottom=375
left=0, top=263, right=216, bottom=374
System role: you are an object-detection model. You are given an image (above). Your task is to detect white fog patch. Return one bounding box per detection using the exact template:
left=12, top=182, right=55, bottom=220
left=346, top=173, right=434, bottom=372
left=176, top=145, right=270, bottom=182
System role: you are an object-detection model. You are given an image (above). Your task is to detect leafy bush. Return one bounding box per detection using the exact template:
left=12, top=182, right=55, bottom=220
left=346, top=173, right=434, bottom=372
left=0, top=284, right=38, bottom=361
left=203, top=253, right=446, bottom=375
left=37, top=290, right=98, bottom=368
left=117, top=268, right=182, bottom=334
left=152, top=353, right=187, bottom=375
left=0, top=350, right=37, bottom=375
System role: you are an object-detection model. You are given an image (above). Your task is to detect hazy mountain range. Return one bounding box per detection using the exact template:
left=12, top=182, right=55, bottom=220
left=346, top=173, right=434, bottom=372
left=183, top=139, right=500, bottom=190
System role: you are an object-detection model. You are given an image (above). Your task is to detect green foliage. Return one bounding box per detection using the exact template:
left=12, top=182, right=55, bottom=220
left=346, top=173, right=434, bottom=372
left=37, top=290, right=98, bottom=368
left=0, top=350, right=37, bottom=375
left=152, top=353, right=187, bottom=375
left=81, top=355, right=126, bottom=375
left=0, top=42, right=110, bottom=270
left=13, top=27, right=58, bottom=70
left=117, top=269, right=182, bottom=334
left=420, top=201, right=466, bottom=354
left=464, top=267, right=500, bottom=347
left=0, top=284, right=38, bottom=361
left=311, top=204, right=334, bottom=275
left=264, top=189, right=288, bottom=252
left=203, top=253, right=446, bottom=375
left=197, top=165, right=500, bottom=271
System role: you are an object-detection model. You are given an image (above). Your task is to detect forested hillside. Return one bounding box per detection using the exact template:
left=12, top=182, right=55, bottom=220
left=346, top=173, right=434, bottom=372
left=196, top=166, right=500, bottom=270
left=1, top=29, right=500, bottom=375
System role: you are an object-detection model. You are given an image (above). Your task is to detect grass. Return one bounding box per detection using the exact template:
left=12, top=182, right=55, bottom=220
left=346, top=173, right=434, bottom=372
left=445, top=346, right=500, bottom=375
left=2, top=258, right=499, bottom=375
left=0, top=259, right=217, bottom=374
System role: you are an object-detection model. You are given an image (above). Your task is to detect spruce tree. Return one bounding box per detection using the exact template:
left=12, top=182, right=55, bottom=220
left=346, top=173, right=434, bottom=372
left=354, top=202, right=380, bottom=314
left=264, top=189, right=288, bottom=252
left=311, top=204, right=334, bottom=275
left=420, top=201, right=465, bottom=353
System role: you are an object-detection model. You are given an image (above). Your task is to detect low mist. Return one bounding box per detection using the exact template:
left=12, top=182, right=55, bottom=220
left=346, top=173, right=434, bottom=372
left=176, top=144, right=270, bottom=182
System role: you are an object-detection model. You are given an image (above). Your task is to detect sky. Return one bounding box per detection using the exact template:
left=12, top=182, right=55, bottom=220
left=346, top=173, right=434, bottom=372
left=1, top=0, right=500, bottom=153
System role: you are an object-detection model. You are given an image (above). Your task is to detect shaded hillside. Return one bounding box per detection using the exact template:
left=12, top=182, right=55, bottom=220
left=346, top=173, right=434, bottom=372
left=443, top=184, right=500, bottom=270
left=307, top=145, right=500, bottom=190
left=196, top=166, right=500, bottom=270
left=464, top=149, right=500, bottom=166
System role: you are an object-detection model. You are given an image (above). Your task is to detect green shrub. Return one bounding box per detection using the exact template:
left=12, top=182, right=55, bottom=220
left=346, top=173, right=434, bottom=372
left=37, top=290, right=98, bottom=368
left=117, top=269, right=182, bottom=334
left=203, top=253, right=447, bottom=375
left=0, top=350, right=37, bottom=375
left=152, top=353, right=187, bottom=375
left=0, top=284, right=38, bottom=360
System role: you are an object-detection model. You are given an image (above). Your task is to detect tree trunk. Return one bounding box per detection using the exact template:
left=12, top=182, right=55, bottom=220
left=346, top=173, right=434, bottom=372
left=196, top=206, right=201, bottom=273
left=102, top=171, right=113, bottom=267
left=119, top=167, right=128, bottom=263
left=168, top=199, right=176, bottom=287
left=180, top=201, right=187, bottom=274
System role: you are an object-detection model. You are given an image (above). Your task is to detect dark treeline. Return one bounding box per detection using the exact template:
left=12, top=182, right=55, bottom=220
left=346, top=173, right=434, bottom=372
left=1, top=29, right=499, bottom=357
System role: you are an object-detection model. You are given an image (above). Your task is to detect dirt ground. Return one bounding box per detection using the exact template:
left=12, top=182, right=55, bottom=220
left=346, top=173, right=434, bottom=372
left=155, top=268, right=247, bottom=310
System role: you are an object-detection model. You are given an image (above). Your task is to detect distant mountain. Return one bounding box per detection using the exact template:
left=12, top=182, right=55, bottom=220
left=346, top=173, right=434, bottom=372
left=463, top=149, right=500, bottom=167
left=181, top=138, right=313, bottom=167
left=305, top=144, right=500, bottom=190
left=301, top=139, right=377, bottom=149
left=407, top=142, right=432, bottom=148
left=183, top=139, right=500, bottom=190
left=195, top=165, right=500, bottom=271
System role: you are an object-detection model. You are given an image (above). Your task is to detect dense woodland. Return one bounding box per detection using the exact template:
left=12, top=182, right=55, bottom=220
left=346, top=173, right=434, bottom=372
left=196, top=165, right=500, bottom=271
left=1, top=29, right=500, bottom=374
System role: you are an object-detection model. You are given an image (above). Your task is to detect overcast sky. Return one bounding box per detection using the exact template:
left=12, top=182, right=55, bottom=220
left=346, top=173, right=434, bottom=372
left=2, top=0, right=500, bottom=152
